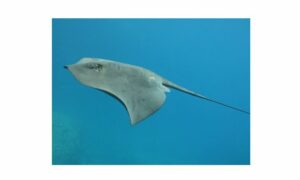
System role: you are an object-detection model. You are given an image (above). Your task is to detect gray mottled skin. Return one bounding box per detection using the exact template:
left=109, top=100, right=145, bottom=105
left=66, top=58, right=169, bottom=125
left=66, top=57, right=249, bottom=125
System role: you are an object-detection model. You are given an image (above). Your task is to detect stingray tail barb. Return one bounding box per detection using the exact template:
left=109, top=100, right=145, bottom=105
left=162, top=79, right=250, bottom=115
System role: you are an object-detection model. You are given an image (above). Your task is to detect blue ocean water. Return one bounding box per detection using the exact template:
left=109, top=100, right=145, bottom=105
left=52, top=19, right=250, bottom=165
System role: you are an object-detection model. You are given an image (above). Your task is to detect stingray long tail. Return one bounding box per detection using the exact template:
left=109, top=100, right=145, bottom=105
left=162, top=79, right=250, bottom=115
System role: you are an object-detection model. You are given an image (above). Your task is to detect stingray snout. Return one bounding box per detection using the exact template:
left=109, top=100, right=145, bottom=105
left=64, top=65, right=69, bottom=70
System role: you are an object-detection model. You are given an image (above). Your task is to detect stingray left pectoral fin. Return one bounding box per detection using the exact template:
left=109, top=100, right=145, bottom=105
left=129, top=113, right=143, bottom=125
left=122, top=88, right=167, bottom=125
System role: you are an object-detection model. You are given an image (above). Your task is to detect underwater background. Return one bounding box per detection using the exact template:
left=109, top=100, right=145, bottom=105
left=52, top=19, right=250, bottom=165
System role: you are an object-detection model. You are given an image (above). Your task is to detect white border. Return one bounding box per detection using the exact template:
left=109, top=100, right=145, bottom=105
left=0, top=0, right=298, bottom=179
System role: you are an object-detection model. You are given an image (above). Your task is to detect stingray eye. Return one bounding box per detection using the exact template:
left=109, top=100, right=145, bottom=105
left=87, top=63, right=103, bottom=72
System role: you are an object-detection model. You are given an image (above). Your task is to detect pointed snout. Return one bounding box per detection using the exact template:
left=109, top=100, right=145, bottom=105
left=64, top=65, right=69, bottom=70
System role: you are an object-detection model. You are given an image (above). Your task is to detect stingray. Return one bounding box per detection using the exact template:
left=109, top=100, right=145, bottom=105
left=65, top=57, right=249, bottom=125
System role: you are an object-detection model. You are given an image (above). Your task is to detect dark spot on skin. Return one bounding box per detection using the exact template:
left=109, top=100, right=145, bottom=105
left=87, top=63, right=103, bottom=71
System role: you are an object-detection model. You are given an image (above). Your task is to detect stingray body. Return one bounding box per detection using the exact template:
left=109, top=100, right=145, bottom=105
left=65, top=57, right=249, bottom=125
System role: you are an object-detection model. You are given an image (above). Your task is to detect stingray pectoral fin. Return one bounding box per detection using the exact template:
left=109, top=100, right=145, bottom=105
left=119, top=87, right=166, bottom=125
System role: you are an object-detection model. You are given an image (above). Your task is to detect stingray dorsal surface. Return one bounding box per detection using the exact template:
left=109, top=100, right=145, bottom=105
left=65, top=57, right=249, bottom=125
left=66, top=58, right=169, bottom=125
